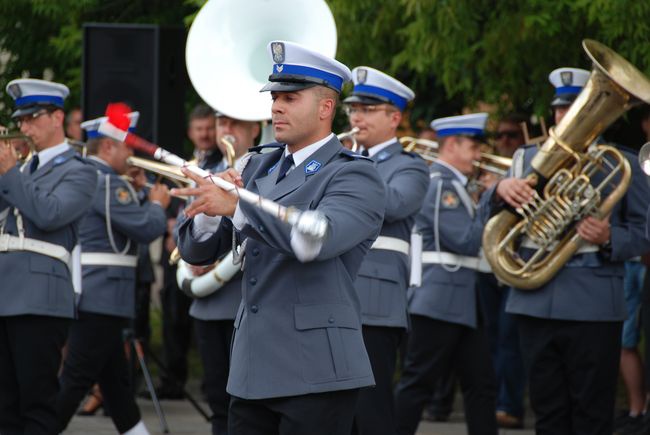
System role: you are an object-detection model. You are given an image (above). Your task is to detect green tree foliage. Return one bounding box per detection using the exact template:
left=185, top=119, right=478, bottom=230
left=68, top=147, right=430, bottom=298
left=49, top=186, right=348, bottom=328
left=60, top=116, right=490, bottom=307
left=328, top=0, right=650, bottom=123
left=1, top=0, right=649, bottom=128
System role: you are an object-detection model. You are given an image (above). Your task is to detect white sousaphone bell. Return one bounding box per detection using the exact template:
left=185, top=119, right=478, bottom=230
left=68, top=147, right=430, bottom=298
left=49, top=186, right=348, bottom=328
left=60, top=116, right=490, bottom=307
left=179, top=0, right=338, bottom=298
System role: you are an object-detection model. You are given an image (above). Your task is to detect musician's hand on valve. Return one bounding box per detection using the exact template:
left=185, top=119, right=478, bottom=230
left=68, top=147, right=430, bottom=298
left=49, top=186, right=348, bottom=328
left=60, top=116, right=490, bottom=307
left=149, top=183, right=171, bottom=209
left=173, top=168, right=239, bottom=218
left=295, top=210, right=328, bottom=241
left=496, top=177, right=536, bottom=208
left=577, top=215, right=611, bottom=245
left=0, top=142, right=18, bottom=175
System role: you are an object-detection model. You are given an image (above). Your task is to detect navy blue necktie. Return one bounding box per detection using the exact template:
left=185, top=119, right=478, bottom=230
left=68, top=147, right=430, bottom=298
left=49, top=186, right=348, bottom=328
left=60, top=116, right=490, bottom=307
left=276, top=154, right=294, bottom=183
left=361, top=149, right=369, bottom=157
left=29, top=155, right=39, bottom=174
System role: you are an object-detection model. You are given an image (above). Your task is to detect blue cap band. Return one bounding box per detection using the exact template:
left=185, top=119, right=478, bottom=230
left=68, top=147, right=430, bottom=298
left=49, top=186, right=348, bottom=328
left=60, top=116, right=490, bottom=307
left=86, top=130, right=102, bottom=139
left=273, top=64, right=344, bottom=91
left=352, top=84, right=408, bottom=110
left=436, top=127, right=484, bottom=138
left=555, top=85, right=582, bottom=95
left=15, top=94, right=64, bottom=108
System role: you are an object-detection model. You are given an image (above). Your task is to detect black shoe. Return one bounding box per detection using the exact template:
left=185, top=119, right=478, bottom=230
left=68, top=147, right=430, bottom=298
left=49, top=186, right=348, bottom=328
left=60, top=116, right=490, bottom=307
left=616, top=410, right=632, bottom=430
left=617, top=414, right=644, bottom=435
left=422, top=407, right=450, bottom=422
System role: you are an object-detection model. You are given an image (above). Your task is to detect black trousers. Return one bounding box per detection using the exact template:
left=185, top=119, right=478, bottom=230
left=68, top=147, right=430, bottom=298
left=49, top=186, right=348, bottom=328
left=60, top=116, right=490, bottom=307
left=394, top=315, right=497, bottom=435
left=229, top=389, right=359, bottom=435
left=56, top=312, right=141, bottom=433
left=161, top=263, right=193, bottom=390
left=351, top=325, right=403, bottom=435
left=0, top=315, right=69, bottom=435
left=517, top=315, right=621, bottom=435
left=195, top=318, right=234, bottom=435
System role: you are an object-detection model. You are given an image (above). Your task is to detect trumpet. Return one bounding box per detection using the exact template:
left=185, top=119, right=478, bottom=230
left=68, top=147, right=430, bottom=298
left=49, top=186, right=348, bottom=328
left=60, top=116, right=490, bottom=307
left=337, top=127, right=360, bottom=152
left=0, top=130, right=33, bottom=162
left=399, top=136, right=512, bottom=177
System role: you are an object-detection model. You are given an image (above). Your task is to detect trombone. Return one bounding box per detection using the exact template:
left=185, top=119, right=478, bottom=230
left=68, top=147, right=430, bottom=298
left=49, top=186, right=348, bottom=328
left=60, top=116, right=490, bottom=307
left=399, top=136, right=512, bottom=177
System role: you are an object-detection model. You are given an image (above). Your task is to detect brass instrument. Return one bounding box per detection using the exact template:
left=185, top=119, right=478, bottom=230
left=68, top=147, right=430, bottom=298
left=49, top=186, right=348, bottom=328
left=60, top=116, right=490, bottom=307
left=126, top=156, right=190, bottom=189
left=399, top=136, right=512, bottom=177
left=337, top=127, right=360, bottom=152
left=0, top=130, right=33, bottom=162
left=220, top=135, right=237, bottom=168
left=483, top=39, right=650, bottom=290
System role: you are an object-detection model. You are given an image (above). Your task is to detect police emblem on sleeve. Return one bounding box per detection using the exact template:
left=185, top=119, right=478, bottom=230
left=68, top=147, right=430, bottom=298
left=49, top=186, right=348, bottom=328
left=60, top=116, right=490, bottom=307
left=115, top=187, right=132, bottom=205
left=271, top=42, right=285, bottom=63
left=441, top=190, right=459, bottom=209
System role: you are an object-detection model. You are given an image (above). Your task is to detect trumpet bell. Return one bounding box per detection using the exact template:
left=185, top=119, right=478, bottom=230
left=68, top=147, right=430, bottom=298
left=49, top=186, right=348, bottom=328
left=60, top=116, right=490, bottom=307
left=186, top=0, right=337, bottom=122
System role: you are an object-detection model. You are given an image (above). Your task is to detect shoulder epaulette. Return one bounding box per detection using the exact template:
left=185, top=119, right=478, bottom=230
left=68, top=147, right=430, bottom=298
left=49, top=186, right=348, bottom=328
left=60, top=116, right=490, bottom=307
left=401, top=150, right=421, bottom=159
left=339, top=149, right=372, bottom=161
left=247, top=143, right=285, bottom=153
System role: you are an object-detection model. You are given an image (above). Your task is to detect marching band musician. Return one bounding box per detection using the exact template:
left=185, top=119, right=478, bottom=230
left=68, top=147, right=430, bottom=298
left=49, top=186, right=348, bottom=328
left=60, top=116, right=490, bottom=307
left=55, top=113, right=170, bottom=435
left=394, top=113, right=498, bottom=435
left=491, top=67, right=650, bottom=435
left=0, top=79, right=98, bottom=435
left=342, top=66, right=429, bottom=435
left=175, top=40, right=385, bottom=435
left=176, top=110, right=260, bottom=435
left=157, top=104, right=223, bottom=401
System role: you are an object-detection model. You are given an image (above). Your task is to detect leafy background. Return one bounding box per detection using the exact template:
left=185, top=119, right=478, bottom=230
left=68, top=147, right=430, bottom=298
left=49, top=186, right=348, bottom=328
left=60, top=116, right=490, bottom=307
left=1, top=0, right=649, bottom=140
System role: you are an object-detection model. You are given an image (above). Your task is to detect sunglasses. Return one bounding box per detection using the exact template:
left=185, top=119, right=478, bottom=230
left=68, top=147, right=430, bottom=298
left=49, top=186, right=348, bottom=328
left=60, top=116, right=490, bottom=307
left=494, top=130, right=522, bottom=140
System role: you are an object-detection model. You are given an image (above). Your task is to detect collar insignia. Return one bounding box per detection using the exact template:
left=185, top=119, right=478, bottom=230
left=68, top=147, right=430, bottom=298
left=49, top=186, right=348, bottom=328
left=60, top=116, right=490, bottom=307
left=304, top=159, right=321, bottom=175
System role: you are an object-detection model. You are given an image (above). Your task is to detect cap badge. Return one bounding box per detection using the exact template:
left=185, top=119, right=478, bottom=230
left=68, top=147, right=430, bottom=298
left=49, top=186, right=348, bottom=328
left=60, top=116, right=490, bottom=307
left=357, top=68, right=367, bottom=84
left=271, top=42, right=285, bottom=64
left=560, top=71, right=573, bottom=86
left=275, top=64, right=284, bottom=73
left=8, top=84, right=21, bottom=99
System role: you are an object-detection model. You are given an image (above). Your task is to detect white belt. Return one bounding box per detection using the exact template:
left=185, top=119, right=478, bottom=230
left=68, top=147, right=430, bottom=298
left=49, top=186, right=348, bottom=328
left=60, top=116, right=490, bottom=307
left=0, top=234, right=71, bottom=267
left=422, top=251, right=491, bottom=273
left=371, top=236, right=410, bottom=256
left=520, top=238, right=600, bottom=254
left=81, top=252, right=138, bottom=268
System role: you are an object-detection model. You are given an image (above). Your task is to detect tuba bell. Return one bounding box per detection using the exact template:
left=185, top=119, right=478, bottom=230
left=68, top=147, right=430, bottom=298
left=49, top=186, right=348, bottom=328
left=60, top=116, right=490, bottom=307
left=185, top=0, right=337, bottom=122
left=483, top=39, right=650, bottom=290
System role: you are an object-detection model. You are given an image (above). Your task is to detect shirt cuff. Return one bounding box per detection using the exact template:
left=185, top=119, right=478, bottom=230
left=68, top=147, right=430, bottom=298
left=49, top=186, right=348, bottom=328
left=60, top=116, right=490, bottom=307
left=191, top=213, right=222, bottom=242
left=232, top=202, right=248, bottom=230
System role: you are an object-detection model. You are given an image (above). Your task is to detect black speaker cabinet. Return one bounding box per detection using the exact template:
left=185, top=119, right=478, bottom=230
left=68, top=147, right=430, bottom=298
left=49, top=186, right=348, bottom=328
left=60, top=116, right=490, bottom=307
left=83, top=23, right=188, bottom=155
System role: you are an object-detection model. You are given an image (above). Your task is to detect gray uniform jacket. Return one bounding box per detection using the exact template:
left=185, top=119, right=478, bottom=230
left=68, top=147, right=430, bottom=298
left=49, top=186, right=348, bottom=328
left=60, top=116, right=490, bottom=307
left=0, top=148, right=97, bottom=318
left=492, top=144, right=650, bottom=321
left=408, top=162, right=490, bottom=328
left=178, top=136, right=386, bottom=400
left=355, top=142, right=429, bottom=328
left=183, top=157, right=243, bottom=321
left=78, top=159, right=166, bottom=318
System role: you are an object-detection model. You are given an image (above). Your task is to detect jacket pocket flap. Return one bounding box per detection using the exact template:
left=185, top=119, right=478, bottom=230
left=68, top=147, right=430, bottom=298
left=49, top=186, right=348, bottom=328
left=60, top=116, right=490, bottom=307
left=357, top=261, right=398, bottom=282
left=294, top=304, right=359, bottom=330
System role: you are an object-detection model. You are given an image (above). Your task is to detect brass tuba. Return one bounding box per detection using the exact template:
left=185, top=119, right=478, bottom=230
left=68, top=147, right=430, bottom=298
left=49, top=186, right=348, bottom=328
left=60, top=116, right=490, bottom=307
left=482, top=39, right=650, bottom=290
